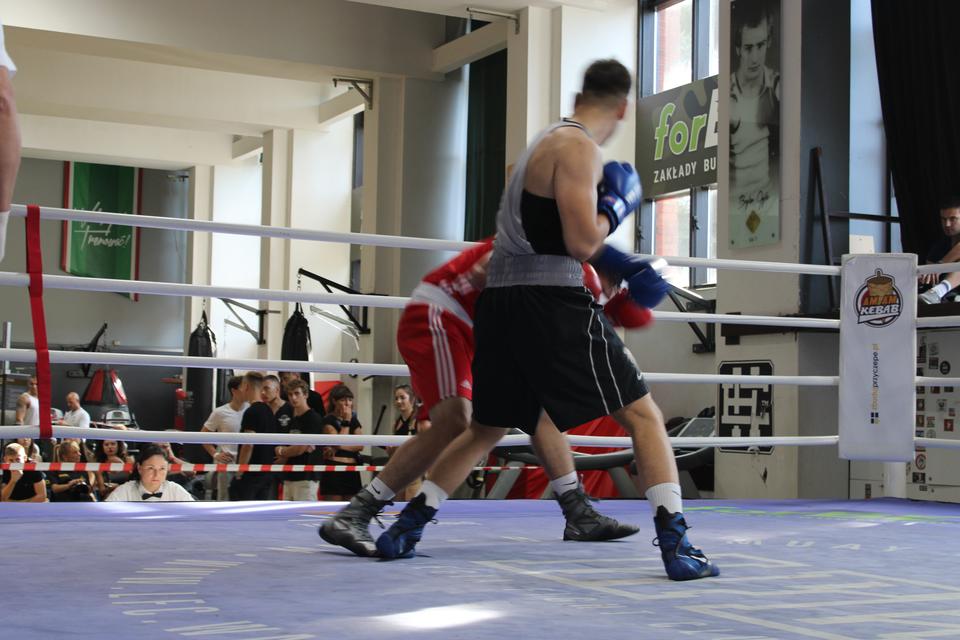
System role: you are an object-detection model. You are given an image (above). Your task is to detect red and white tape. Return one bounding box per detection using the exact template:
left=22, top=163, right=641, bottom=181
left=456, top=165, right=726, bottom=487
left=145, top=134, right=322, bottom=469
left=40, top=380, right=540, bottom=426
left=1, top=462, right=541, bottom=473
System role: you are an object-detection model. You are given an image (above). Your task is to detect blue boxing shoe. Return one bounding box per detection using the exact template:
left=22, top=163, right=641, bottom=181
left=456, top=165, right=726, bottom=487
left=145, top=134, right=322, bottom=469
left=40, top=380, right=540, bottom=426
left=376, top=494, right=437, bottom=560
left=653, top=506, right=719, bottom=581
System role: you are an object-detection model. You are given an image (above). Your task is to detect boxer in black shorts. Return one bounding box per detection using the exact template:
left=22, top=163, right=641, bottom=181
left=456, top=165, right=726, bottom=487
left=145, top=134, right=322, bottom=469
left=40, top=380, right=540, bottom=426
left=377, top=59, right=718, bottom=581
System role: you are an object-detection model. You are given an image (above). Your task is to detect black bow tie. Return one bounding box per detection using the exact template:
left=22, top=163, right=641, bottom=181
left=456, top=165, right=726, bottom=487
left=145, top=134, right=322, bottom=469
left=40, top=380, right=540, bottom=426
left=141, top=492, right=163, bottom=500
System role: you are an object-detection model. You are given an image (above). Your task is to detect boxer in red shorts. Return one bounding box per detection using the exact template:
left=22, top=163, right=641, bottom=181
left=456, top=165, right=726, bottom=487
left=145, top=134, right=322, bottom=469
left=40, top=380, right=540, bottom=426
left=321, top=238, right=652, bottom=558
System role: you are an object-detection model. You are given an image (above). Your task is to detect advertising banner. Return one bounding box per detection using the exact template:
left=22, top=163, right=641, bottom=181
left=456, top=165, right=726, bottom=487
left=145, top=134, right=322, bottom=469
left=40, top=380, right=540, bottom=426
left=838, top=254, right=917, bottom=461
left=636, top=75, right=718, bottom=197
left=729, top=0, right=781, bottom=248
left=61, top=162, right=141, bottom=297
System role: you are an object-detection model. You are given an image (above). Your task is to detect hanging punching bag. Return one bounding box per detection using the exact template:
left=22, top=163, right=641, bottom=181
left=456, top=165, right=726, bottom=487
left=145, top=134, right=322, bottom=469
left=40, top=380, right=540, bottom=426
left=281, top=303, right=312, bottom=384
left=185, top=311, right=216, bottom=431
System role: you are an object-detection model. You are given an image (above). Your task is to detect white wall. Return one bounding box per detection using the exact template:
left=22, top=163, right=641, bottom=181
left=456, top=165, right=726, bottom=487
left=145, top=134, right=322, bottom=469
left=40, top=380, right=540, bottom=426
left=3, top=159, right=188, bottom=350
left=289, top=124, right=355, bottom=378
left=209, top=156, right=262, bottom=362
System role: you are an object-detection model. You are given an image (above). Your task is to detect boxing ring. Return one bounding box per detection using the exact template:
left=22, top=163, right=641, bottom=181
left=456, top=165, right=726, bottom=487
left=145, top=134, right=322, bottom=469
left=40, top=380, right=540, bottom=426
left=4, top=202, right=960, bottom=639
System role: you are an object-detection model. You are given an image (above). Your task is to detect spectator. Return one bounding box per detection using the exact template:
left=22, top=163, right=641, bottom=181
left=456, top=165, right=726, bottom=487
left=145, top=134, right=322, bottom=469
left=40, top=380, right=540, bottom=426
left=275, top=378, right=324, bottom=501
left=235, top=372, right=283, bottom=500
left=93, top=438, right=132, bottom=500
left=157, top=439, right=203, bottom=499
left=60, top=392, right=91, bottom=429
left=0, top=17, right=21, bottom=264
left=320, top=384, right=363, bottom=501
left=15, top=437, right=41, bottom=462
left=919, top=197, right=960, bottom=304
left=1, top=442, right=47, bottom=502
left=279, top=371, right=325, bottom=414
left=48, top=440, right=95, bottom=502
left=200, top=375, right=248, bottom=501
left=390, top=384, right=428, bottom=501
left=105, top=444, right=194, bottom=502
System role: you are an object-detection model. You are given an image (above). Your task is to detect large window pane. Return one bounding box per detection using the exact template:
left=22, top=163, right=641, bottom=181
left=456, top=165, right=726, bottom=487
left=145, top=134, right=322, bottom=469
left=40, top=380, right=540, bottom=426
left=654, top=193, right=691, bottom=287
left=655, top=0, right=693, bottom=92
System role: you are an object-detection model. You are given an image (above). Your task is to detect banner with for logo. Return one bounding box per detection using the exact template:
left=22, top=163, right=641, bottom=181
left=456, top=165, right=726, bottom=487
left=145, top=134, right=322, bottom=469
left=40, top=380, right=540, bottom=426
left=61, top=162, right=142, bottom=299
left=838, top=254, right=916, bottom=461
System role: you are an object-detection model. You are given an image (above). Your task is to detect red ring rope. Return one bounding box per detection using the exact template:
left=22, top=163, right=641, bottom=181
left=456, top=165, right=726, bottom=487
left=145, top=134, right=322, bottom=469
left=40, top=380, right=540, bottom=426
left=25, top=204, right=53, bottom=440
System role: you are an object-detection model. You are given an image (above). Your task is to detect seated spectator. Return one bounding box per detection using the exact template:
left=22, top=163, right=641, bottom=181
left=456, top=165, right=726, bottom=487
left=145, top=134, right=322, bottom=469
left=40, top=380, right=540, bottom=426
left=274, top=378, right=324, bottom=501
left=60, top=392, right=91, bottom=429
left=1, top=442, right=47, bottom=502
left=920, top=198, right=960, bottom=304
left=15, top=437, right=41, bottom=462
left=105, top=444, right=194, bottom=502
left=93, top=438, right=132, bottom=499
left=200, top=375, right=247, bottom=501
left=320, top=384, right=363, bottom=501
left=48, top=440, right=96, bottom=502
left=158, top=439, right=204, bottom=499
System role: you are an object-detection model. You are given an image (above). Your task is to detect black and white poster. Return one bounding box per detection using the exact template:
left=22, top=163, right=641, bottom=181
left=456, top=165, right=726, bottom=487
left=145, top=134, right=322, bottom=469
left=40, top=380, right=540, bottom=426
left=718, top=360, right=773, bottom=453
left=729, top=0, right=780, bottom=248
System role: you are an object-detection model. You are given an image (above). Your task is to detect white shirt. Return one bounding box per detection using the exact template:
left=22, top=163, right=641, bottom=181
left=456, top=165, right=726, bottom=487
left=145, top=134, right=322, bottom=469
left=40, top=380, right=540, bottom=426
left=202, top=402, right=247, bottom=456
left=0, top=21, right=16, bottom=76
left=62, top=408, right=91, bottom=430
left=106, top=480, right=195, bottom=502
left=21, top=394, right=38, bottom=426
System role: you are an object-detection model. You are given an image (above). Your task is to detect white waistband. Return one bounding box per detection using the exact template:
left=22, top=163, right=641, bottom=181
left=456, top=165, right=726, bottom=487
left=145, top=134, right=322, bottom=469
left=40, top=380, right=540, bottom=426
left=409, top=282, right=473, bottom=328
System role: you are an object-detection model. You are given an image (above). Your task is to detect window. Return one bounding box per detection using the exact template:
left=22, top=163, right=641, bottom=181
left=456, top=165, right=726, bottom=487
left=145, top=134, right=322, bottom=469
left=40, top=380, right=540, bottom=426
left=654, top=0, right=693, bottom=93
left=639, top=0, right=719, bottom=287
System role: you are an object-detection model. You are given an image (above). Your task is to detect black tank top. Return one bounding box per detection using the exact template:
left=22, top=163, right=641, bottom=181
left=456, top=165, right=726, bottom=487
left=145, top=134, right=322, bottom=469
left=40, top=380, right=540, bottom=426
left=520, top=190, right=569, bottom=256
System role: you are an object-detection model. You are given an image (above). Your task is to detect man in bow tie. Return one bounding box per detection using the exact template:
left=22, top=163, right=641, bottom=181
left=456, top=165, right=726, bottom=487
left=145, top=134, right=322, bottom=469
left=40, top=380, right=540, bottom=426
left=106, top=444, right=195, bottom=502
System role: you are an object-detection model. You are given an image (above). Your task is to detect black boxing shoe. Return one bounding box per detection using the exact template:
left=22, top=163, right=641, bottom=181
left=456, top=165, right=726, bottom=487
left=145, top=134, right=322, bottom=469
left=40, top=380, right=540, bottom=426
left=557, top=485, right=640, bottom=542
left=319, top=488, right=389, bottom=557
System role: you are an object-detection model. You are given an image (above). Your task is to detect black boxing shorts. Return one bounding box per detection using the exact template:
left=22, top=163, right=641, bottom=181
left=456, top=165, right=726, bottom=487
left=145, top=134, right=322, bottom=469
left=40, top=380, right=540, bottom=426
left=471, top=284, right=649, bottom=434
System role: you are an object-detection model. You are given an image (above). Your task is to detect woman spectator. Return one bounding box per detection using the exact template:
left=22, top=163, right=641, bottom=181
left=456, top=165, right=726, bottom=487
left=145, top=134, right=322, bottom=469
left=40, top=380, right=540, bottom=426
left=94, top=439, right=132, bottom=500
left=105, top=444, right=194, bottom=502
left=320, top=385, right=363, bottom=501
left=389, top=384, right=430, bottom=500
left=1, top=442, right=47, bottom=502
left=15, top=437, right=41, bottom=462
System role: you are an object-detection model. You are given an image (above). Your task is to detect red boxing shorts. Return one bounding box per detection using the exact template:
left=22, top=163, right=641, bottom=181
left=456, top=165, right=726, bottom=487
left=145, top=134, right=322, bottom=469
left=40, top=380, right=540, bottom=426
left=397, top=303, right=475, bottom=420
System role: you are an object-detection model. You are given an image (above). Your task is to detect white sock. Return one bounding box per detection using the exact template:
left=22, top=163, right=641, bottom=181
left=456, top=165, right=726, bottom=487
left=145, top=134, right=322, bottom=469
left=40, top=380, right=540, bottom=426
left=418, top=480, right=448, bottom=509
left=933, top=282, right=952, bottom=299
left=645, top=482, right=683, bottom=515
left=366, top=476, right=395, bottom=501
left=0, top=210, right=9, bottom=262
left=550, top=471, right=579, bottom=496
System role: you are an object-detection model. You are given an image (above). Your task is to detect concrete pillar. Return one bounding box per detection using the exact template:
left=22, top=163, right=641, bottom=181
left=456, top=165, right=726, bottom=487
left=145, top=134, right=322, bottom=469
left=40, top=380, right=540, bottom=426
left=185, top=165, right=213, bottom=343
left=259, top=129, right=293, bottom=360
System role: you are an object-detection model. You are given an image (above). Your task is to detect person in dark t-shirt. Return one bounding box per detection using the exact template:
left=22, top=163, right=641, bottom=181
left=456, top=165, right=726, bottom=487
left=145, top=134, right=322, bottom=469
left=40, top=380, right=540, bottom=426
left=274, top=379, right=325, bottom=501
left=2, top=443, right=47, bottom=502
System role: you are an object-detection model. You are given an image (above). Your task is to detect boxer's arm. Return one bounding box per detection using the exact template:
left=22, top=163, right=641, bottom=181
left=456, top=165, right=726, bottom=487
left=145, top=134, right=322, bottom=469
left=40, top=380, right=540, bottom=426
left=0, top=65, right=20, bottom=213
left=555, top=137, right=608, bottom=261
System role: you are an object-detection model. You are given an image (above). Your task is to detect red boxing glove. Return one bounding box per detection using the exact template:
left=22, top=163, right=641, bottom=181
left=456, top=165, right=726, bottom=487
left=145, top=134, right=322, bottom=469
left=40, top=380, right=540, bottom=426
left=604, top=289, right=654, bottom=328
left=582, top=262, right=603, bottom=301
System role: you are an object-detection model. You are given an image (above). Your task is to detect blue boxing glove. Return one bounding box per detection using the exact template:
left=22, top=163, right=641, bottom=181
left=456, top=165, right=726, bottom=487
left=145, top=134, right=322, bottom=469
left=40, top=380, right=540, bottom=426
left=598, top=161, right=642, bottom=234
left=593, top=244, right=671, bottom=308
left=625, top=266, right=671, bottom=309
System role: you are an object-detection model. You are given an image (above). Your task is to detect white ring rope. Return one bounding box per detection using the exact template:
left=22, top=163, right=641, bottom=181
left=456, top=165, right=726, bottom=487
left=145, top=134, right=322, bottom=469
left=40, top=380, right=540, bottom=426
left=0, top=271, right=848, bottom=330
left=916, top=263, right=960, bottom=275
left=914, top=437, right=960, bottom=450
left=0, top=425, right=840, bottom=449
left=0, top=272, right=410, bottom=310
left=10, top=203, right=842, bottom=276
left=916, top=316, right=960, bottom=329
left=0, top=348, right=836, bottom=386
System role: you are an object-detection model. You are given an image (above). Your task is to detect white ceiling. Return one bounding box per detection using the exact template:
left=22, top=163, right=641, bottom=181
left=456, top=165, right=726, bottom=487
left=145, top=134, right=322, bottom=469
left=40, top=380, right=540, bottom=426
left=346, top=0, right=631, bottom=19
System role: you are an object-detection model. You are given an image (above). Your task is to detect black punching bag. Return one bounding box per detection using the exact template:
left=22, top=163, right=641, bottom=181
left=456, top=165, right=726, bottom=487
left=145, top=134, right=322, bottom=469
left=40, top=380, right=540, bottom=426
left=185, top=311, right=216, bottom=431
left=281, top=303, right=312, bottom=383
